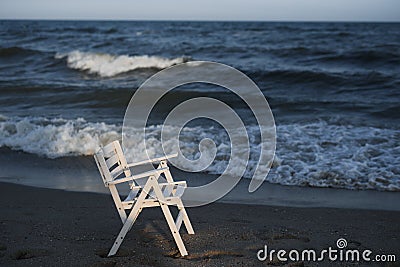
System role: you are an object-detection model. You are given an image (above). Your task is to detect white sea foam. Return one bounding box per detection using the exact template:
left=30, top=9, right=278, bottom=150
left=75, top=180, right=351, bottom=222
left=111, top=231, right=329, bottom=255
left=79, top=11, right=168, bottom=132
left=272, top=122, right=400, bottom=191
left=55, top=50, right=188, bottom=77
left=0, top=115, right=398, bottom=191
left=0, top=116, right=120, bottom=158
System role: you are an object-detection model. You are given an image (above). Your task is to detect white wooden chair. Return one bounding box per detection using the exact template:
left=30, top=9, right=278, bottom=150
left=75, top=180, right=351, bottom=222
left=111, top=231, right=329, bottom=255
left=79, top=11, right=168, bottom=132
left=94, top=140, right=194, bottom=257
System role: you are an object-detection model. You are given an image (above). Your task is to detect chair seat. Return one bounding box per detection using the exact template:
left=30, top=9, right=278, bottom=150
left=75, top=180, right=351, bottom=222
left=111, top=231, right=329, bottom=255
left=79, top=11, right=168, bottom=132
left=154, top=182, right=186, bottom=198
left=122, top=196, right=182, bottom=209
left=124, top=186, right=141, bottom=202
left=123, top=182, right=186, bottom=203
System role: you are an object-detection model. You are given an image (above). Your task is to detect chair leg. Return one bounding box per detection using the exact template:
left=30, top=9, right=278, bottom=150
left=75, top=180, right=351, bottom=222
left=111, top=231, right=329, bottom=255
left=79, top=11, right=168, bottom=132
left=128, top=207, right=142, bottom=232
left=107, top=180, right=153, bottom=257
left=109, top=185, right=127, bottom=224
left=177, top=200, right=195, bottom=234
left=175, top=209, right=184, bottom=231
left=150, top=177, right=188, bottom=256
left=160, top=202, right=188, bottom=256
left=107, top=202, right=142, bottom=257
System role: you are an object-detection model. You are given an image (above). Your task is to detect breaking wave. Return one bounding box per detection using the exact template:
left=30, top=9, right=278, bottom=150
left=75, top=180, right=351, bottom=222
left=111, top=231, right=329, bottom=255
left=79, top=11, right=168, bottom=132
left=55, top=50, right=189, bottom=77
left=0, top=115, right=399, bottom=191
left=0, top=115, right=120, bottom=158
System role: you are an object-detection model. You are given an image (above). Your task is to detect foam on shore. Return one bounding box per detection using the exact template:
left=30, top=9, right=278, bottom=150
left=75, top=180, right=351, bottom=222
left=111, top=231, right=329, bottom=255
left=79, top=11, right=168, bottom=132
left=0, top=114, right=398, bottom=191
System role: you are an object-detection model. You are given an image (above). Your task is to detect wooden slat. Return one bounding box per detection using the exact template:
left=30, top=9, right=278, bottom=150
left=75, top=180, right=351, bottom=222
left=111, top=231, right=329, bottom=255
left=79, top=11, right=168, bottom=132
left=102, top=141, right=117, bottom=158
left=94, top=152, right=108, bottom=185
left=106, top=154, right=120, bottom=168
left=107, top=167, right=169, bottom=185
left=174, top=185, right=185, bottom=198
left=94, top=151, right=113, bottom=184
left=127, top=153, right=178, bottom=168
left=110, top=165, right=123, bottom=178
left=123, top=186, right=141, bottom=202
left=158, top=181, right=186, bottom=188
left=114, top=142, right=131, bottom=177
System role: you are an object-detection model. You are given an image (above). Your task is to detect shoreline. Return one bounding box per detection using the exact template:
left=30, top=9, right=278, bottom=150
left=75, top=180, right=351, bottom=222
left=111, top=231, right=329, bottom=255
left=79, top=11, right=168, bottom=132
left=0, top=148, right=399, bottom=211
left=0, top=182, right=399, bottom=266
left=2, top=175, right=400, bottom=211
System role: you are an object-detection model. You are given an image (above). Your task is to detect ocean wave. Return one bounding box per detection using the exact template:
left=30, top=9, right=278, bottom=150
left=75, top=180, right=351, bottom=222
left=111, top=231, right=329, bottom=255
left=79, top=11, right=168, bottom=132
left=272, top=121, right=400, bottom=191
left=0, top=46, right=40, bottom=58
left=248, top=68, right=395, bottom=89
left=371, top=105, right=400, bottom=119
left=46, top=26, right=119, bottom=34
left=249, top=69, right=346, bottom=86
left=315, top=49, right=400, bottom=66
left=267, top=46, right=332, bottom=57
left=55, top=50, right=189, bottom=77
left=0, top=115, right=120, bottom=158
left=0, top=115, right=398, bottom=191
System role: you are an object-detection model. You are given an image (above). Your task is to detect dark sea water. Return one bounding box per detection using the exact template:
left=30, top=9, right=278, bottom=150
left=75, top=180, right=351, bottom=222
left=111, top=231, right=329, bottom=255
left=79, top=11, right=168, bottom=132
left=0, top=20, right=399, bottom=191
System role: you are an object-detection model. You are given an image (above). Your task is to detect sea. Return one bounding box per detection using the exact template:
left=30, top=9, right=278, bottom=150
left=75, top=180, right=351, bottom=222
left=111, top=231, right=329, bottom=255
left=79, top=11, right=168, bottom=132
left=0, top=20, right=399, bottom=192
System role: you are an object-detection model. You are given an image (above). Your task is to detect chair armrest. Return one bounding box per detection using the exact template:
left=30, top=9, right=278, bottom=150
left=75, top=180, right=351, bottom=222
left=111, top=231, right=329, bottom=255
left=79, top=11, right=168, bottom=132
left=107, top=167, right=169, bottom=185
left=126, top=153, right=178, bottom=168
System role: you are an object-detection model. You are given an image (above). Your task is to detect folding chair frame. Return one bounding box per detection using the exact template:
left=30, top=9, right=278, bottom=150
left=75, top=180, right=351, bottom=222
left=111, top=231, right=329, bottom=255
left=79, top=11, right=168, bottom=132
left=94, top=141, right=194, bottom=257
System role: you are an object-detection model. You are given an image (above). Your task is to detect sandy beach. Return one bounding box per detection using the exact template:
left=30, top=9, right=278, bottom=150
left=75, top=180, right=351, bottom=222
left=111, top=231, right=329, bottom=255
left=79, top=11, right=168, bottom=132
left=0, top=181, right=399, bottom=266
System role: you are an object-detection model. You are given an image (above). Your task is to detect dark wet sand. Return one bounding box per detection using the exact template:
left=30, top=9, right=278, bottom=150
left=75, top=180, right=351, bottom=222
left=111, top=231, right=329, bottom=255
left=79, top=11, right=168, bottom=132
left=0, top=182, right=399, bottom=267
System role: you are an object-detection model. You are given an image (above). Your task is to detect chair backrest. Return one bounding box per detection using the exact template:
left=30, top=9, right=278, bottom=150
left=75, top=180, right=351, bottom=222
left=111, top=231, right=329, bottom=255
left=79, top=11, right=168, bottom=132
left=94, top=140, right=132, bottom=186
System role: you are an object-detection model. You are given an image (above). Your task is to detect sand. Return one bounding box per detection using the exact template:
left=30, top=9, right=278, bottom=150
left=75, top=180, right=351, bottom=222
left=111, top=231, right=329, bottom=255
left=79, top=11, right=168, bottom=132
left=0, top=182, right=399, bottom=267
